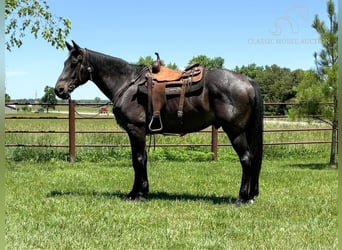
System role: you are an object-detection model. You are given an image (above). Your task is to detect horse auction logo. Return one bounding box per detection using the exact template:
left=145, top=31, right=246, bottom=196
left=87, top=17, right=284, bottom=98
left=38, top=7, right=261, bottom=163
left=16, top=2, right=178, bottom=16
left=270, top=5, right=309, bottom=36
left=248, top=5, right=320, bottom=45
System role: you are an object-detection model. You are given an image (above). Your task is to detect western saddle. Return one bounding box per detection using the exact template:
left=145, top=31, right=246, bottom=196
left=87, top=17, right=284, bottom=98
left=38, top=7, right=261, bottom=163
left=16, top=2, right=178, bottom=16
left=145, top=52, right=204, bottom=132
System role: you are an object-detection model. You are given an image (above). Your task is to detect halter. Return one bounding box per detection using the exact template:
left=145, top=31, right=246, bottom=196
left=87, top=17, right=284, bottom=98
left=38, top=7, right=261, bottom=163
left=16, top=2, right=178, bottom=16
left=77, top=48, right=93, bottom=82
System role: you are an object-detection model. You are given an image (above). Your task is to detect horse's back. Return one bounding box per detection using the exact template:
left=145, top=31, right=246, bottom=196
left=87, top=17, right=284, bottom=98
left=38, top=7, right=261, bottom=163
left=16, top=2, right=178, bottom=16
left=206, top=69, right=255, bottom=99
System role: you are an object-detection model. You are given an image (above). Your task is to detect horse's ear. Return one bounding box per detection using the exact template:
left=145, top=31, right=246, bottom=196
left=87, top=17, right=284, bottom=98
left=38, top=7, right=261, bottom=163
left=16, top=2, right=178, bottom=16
left=72, top=40, right=81, bottom=52
left=65, top=41, right=73, bottom=51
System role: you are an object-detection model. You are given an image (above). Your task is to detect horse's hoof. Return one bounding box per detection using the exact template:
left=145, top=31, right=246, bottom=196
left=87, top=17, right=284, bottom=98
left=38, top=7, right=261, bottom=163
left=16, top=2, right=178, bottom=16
left=235, top=197, right=254, bottom=206
left=128, top=192, right=147, bottom=201
left=235, top=198, right=244, bottom=207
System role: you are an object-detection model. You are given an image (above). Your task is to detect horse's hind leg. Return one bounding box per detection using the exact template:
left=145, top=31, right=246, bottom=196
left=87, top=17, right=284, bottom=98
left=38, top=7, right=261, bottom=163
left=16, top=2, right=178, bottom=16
left=226, top=130, right=254, bottom=204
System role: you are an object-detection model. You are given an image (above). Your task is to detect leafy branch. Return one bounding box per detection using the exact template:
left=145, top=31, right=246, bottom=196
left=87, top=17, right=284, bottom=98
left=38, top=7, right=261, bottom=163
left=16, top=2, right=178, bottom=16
left=5, top=0, right=71, bottom=51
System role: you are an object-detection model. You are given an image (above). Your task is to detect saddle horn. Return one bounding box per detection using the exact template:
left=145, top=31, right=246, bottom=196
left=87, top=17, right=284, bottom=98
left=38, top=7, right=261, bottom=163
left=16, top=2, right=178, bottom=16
left=152, top=52, right=161, bottom=73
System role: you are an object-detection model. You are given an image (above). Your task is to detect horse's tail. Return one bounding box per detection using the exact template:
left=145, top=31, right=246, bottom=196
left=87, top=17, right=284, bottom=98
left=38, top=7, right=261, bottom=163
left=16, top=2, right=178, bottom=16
left=247, top=78, right=263, bottom=198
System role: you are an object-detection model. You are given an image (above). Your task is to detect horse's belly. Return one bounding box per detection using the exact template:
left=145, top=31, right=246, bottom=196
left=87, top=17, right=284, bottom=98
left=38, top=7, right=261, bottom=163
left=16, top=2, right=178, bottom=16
left=154, top=93, right=214, bottom=134
left=159, top=110, right=215, bottom=134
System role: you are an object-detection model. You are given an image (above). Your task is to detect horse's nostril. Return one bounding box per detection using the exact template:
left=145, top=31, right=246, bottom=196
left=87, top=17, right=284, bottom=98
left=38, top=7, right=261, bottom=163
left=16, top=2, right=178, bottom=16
left=54, top=85, right=70, bottom=99
left=55, top=88, right=65, bottom=98
left=55, top=88, right=64, bottom=95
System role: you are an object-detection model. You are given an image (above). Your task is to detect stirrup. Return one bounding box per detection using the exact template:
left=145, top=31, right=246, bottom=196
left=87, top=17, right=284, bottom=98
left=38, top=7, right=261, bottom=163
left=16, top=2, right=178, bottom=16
left=149, top=115, right=163, bottom=132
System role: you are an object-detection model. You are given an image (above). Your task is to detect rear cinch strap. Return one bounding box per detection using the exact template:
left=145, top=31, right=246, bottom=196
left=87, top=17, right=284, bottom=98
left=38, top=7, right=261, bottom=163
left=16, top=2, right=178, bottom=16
left=177, top=78, right=187, bottom=123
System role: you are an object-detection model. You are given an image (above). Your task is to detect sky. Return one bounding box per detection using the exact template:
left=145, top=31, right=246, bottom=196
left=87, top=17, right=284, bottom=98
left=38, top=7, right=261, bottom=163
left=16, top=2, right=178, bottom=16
left=5, top=0, right=333, bottom=100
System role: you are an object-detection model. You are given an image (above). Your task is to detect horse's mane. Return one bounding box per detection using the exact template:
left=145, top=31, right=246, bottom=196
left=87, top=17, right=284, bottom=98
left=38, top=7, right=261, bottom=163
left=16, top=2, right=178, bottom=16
left=87, top=49, right=144, bottom=73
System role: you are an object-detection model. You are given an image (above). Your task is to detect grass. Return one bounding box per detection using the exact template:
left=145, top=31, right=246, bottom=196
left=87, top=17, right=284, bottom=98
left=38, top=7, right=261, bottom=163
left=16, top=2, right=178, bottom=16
left=6, top=155, right=337, bottom=249
left=5, top=112, right=337, bottom=248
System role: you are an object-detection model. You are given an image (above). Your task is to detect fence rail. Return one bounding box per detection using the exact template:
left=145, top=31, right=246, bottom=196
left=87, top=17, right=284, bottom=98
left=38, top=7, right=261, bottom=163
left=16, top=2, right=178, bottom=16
left=5, top=101, right=333, bottom=161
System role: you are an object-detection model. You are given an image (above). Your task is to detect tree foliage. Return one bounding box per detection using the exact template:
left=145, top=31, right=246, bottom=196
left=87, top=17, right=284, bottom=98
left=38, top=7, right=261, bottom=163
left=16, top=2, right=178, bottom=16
left=5, top=0, right=71, bottom=51
left=289, top=0, right=338, bottom=166
left=312, top=0, right=338, bottom=76
left=289, top=70, right=332, bottom=117
left=235, top=64, right=304, bottom=114
left=137, top=56, right=154, bottom=66
left=137, top=54, right=224, bottom=72
left=94, top=97, right=101, bottom=103
left=289, top=0, right=337, bottom=123
left=136, top=56, right=179, bottom=70
left=5, top=93, right=11, bottom=103
left=41, top=85, right=57, bottom=113
left=166, top=62, right=178, bottom=70
left=188, top=55, right=224, bottom=70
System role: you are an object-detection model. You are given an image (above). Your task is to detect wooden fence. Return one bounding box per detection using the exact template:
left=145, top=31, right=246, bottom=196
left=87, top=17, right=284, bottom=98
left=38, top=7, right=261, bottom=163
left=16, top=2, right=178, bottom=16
left=5, top=100, right=333, bottom=162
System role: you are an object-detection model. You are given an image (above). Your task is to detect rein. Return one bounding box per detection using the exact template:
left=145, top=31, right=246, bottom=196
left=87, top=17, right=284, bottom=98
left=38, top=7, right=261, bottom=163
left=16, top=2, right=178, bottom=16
left=112, top=66, right=150, bottom=107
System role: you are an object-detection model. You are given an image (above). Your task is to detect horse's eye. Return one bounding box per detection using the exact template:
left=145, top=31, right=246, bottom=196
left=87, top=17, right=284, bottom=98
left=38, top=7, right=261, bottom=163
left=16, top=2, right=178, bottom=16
left=70, top=58, right=78, bottom=67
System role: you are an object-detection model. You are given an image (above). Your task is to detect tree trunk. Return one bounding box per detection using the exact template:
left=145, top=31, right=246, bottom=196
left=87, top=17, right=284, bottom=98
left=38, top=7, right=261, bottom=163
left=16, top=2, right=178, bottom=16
left=329, top=95, right=338, bottom=167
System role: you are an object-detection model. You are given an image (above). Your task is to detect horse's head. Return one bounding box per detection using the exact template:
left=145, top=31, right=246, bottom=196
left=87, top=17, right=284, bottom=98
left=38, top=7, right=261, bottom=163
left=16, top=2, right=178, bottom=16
left=55, top=40, right=93, bottom=99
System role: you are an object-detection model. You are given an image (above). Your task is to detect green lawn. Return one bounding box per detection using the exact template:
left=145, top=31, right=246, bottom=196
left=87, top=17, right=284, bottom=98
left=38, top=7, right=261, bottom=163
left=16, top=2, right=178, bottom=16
left=6, top=155, right=337, bottom=249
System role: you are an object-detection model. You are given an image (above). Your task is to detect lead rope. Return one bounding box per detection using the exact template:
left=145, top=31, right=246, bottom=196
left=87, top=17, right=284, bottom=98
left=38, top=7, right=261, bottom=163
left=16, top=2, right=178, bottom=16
left=146, top=134, right=156, bottom=169
left=147, top=134, right=156, bottom=153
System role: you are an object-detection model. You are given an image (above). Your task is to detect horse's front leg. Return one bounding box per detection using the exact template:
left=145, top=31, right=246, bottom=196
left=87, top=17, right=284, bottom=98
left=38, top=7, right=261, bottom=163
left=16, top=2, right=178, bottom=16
left=127, top=127, right=149, bottom=200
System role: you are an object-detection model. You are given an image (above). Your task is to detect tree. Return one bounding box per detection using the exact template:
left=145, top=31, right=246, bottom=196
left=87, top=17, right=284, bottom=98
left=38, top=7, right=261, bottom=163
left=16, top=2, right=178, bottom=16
left=188, top=55, right=224, bottom=70
left=290, top=70, right=330, bottom=116
left=166, top=62, right=178, bottom=70
left=5, top=93, right=11, bottom=103
left=136, top=56, right=179, bottom=69
left=262, top=65, right=303, bottom=114
left=137, top=56, right=154, bottom=66
left=5, top=0, right=71, bottom=51
left=289, top=0, right=338, bottom=166
left=234, top=63, right=264, bottom=80
left=94, top=97, right=101, bottom=103
left=235, top=64, right=303, bottom=114
left=41, top=86, right=57, bottom=113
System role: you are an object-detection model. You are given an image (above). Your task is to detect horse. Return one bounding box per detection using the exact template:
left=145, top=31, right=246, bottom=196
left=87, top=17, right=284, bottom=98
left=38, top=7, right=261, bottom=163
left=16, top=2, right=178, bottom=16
left=55, top=41, right=263, bottom=205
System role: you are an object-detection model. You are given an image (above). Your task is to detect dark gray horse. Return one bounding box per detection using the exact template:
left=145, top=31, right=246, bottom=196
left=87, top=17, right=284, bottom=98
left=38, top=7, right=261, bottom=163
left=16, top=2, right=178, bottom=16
left=55, top=41, right=263, bottom=205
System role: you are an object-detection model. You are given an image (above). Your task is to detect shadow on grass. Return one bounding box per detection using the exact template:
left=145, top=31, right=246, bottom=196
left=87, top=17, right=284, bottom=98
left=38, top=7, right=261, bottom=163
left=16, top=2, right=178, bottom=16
left=288, top=163, right=330, bottom=170
left=149, top=191, right=237, bottom=204
left=47, top=190, right=237, bottom=205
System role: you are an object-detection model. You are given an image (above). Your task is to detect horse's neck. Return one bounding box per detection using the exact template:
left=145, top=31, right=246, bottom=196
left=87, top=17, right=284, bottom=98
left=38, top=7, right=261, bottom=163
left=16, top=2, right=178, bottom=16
left=88, top=51, right=140, bottom=101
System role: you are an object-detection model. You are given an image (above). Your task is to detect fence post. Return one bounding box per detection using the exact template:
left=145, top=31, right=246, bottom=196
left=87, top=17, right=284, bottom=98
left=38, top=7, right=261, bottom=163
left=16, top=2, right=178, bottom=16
left=211, top=126, right=218, bottom=161
left=69, top=99, right=76, bottom=162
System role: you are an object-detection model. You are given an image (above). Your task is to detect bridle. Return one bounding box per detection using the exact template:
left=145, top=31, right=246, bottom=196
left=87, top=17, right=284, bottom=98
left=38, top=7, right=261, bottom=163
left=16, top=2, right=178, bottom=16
left=76, top=48, right=93, bottom=82
left=62, top=49, right=94, bottom=98
left=67, top=48, right=94, bottom=95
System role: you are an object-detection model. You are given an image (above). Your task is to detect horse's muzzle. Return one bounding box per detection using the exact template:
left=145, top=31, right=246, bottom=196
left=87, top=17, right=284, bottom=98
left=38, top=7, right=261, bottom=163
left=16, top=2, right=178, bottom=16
left=55, top=81, right=71, bottom=100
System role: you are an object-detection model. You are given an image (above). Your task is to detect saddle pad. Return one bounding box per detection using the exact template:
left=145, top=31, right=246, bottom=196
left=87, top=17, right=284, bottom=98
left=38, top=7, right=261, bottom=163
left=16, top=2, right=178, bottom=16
left=138, top=80, right=204, bottom=97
